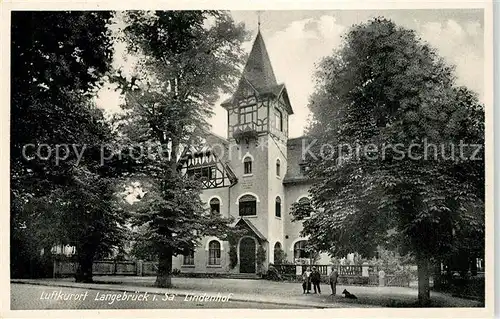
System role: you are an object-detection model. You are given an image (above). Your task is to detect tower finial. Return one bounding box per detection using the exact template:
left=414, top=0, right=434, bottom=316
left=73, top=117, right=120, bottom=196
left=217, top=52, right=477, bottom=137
left=257, top=10, right=262, bottom=32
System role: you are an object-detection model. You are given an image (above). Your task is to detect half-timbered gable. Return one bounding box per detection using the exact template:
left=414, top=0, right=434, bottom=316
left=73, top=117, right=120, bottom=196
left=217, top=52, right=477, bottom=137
left=178, top=141, right=237, bottom=189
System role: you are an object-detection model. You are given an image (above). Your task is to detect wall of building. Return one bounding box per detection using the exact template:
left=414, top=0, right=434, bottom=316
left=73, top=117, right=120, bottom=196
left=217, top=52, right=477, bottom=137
left=268, top=96, right=289, bottom=142
left=283, top=182, right=331, bottom=265
left=226, top=137, right=269, bottom=234
left=173, top=237, right=234, bottom=274
left=200, top=188, right=230, bottom=218
left=283, top=182, right=312, bottom=262
left=266, top=135, right=287, bottom=264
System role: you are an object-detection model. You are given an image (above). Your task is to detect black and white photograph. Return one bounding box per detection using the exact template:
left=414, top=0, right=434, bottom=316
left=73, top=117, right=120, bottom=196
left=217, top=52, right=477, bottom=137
left=4, top=2, right=495, bottom=317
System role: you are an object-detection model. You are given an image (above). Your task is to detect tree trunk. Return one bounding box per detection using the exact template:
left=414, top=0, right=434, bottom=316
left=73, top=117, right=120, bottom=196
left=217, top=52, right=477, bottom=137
left=41, top=244, right=54, bottom=278
left=75, top=250, right=94, bottom=283
left=416, top=254, right=431, bottom=306
left=432, top=261, right=442, bottom=290
left=155, top=248, right=173, bottom=288
left=470, top=255, right=477, bottom=276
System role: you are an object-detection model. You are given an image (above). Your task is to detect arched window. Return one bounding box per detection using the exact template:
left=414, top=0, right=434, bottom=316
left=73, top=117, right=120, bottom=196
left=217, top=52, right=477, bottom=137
left=294, top=240, right=311, bottom=259
left=276, top=159, right=281, bottom=177
left=273, top=242, right=283, bottom=264
left=209, top=198, right=220, bottom=213
left=243, top=156, right=252, bottom=175
left=275, top=196, right=281, bottom=218
left=208, top=241, right=221, bottom=265
left=239, top=195, right=257, bottom=216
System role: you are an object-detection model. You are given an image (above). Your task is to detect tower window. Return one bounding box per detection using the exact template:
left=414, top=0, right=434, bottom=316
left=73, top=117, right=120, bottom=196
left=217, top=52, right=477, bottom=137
left=243, top=156, right=252, bottom=175
left=275, top=196, right=281, bottom=218
left=275, top=108, right=283, bottom=131
left=209, top=198, right=221, bottom=214
left=276, top=159, right=281, bottom=177
left=239, top=194, right=257, bottom=216
left=239, top=105, right=255, bottom=125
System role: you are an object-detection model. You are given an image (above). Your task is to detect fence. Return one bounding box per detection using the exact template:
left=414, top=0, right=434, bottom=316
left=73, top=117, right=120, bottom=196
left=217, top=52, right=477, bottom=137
left=385, top=274, right=410, bottom=287
left=273, top=264, right=363, bottom=277
left=272, top=264, right=411, bottom=287
left=53, top=259, right=157, bottom=277
left=53, top=260, right=410, bottom=287
left=273, top=264, right=366, bottom=284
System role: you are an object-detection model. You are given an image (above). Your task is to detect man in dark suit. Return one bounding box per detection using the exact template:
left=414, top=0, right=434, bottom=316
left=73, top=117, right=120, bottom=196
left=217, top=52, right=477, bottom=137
left=329, top=266, right=339, bottom=295
left=311, top=266, right=321, bottom=294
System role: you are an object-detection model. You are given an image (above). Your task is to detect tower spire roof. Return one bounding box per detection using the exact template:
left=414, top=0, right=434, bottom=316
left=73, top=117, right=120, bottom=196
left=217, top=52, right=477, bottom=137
left=221, top=29, right=294, bottom=115
left=241, top=30, right=277, bottom=90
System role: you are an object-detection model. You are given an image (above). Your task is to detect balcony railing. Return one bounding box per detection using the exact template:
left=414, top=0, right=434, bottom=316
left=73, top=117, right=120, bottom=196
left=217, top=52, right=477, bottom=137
left=233, top=122, right=259, bottom=142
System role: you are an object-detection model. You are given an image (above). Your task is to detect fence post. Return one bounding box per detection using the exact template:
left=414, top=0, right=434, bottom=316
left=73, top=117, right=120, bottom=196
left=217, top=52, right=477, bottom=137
left=362, top=263, right=369, bottom=277
left=296, top=265, right=302, bottom=279
left=136, top=260, right=143, bottom=276
left=53, top=259, right=57, bottom=278
left=378, top=270, right=386, bottom=286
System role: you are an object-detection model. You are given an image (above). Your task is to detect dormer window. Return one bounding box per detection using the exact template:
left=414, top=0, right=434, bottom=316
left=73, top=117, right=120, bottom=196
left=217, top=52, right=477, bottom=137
left=201, top=167, right=216, bottom=180
left=299, top=163, right=310, bottom=175
left=243, top=156, right=252, bottom=175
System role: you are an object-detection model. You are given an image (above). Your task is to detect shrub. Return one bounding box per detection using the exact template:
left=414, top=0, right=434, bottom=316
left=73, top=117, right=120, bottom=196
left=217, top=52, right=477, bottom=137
left=273, top=247, right=288, bottom=264
left=256, top=245, right=266, bottom=273
left=229, top=244, right=238, bottom=269
left=265, top=264, right=282, bottom=281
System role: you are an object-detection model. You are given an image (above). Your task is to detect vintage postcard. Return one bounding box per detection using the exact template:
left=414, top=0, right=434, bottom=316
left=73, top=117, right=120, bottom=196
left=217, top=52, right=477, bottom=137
left=1, top=0, right=495, bottom=318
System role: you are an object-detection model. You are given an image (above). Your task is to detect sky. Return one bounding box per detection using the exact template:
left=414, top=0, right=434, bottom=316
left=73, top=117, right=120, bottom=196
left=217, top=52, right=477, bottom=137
left=95, top=9, right=485, bottom=139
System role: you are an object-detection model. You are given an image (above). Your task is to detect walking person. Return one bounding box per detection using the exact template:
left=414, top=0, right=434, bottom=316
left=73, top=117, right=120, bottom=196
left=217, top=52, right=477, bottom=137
left=311, top=266, right=321, bottom=294
left=329, top=265, right=339, bottom=295
left=302, top=266, right=312, bottom=294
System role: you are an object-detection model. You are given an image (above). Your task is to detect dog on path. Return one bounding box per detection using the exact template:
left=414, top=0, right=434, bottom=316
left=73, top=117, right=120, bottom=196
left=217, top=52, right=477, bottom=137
left=342, top=289, right=358, bottom=299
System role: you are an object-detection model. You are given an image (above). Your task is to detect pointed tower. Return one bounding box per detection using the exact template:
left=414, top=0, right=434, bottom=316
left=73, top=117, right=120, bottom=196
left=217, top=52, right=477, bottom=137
left=240, top=31, right=277, bottom=91
left=222, top=30, right=293, bottom=144
left=221, top=30, right=294, bottom=268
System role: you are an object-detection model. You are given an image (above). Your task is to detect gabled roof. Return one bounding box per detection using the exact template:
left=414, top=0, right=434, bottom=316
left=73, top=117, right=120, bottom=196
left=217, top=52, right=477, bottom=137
left=283, top=136, right=314, bottom=184
left=179, top=131, right=229, bottom=160
left=233, top=218, right=267, bottom=242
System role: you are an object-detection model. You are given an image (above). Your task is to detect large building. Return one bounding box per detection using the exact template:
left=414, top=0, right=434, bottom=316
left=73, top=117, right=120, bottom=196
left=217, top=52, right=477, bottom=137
left=172, top=30, right=330, bottom=274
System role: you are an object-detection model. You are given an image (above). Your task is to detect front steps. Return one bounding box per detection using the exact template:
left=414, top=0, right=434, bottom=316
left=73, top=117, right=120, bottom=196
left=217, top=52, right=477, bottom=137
left=226, top=273, right=261, bottom=280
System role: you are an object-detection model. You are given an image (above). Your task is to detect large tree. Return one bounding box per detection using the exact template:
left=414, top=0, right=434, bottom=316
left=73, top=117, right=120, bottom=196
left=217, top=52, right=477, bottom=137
left=292, top=18, right=484, bottom=305
left=114, top=10, right=248, bottom=287
left=10, top=11, right=126, bottom=282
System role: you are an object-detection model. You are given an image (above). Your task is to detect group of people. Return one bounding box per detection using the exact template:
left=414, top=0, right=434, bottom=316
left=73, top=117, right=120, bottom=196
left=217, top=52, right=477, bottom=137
left=302, top=266, right=339, bottom=295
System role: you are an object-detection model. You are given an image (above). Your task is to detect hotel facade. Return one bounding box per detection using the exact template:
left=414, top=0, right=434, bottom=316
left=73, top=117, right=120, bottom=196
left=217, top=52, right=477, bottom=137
left=172, top=31, right=330, bottom=274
